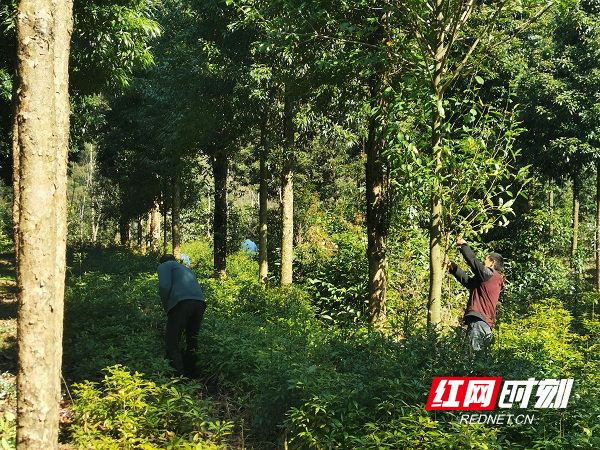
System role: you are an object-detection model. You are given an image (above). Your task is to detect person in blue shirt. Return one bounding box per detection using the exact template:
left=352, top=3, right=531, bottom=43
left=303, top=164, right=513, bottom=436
left=241, top=235, right=258, bottom=254
left=180, top=253, right=191, bottom=267
left=158, top=254, right=206, bottom=377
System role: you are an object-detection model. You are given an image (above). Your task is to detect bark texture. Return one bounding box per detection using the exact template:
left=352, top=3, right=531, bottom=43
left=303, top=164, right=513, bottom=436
left=365, top=76, right=387, bottom=324
left=280, top=93, right=294, bottom=286
left=13, top=1, right=73, bottom=448
left=213, top=154, right=229, bottom=279
left=259, top=117, right=269, bottom=284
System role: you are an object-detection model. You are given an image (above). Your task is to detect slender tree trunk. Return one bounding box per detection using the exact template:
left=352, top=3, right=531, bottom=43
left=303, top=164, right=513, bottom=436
left=213, top=154, right=229, bottom=278
left=280, top=92, right=294, bottom=285
left=91, top=209, right=99, bottom=243
left=145, top=216, right=151, bottom=253
left=427, top=4, right=446, bottom=328
left=259, top=116, right=269, bottom=284
left=549, top=179, right=554, bottom=240
left=572, top=176, right=580, bottom=268
left=148, top=203, right=160, bottom=252
left=13, top=1, right=73, bottom=448
left=172, top=174, right=181, bottom=260
left=162, top=199, right=168, bottom=253
left=428, top=129, right=444, bottom=327
left=11, top=84, right=20, bottom=259
left=596, top=160, right=600, bottom=291
left=365, top=76, right=387, bottom=324
left=138, top=219, right=146, bottom=253
left=119, top=217, right=130, bottom=246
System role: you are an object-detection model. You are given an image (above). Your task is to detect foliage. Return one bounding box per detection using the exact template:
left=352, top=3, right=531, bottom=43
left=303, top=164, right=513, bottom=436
left=294, top=205, right=369, bottom=323
left=498, top=190, right=583, bottom=303
left=389, top=85, right=529, bottom=246
left=1, top=0, right=599, bottom=447
left=62, top=244, right=600, bottom=449
left=510, top=0, right=600, bottom=182
left=70, top=365, right=231, bottom=449
left=0, top=411, right=15, bottom=450
left=71, top=0, right=161, bottom=94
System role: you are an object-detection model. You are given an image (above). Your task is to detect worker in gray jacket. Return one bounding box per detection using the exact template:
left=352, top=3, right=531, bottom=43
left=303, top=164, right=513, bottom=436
left=158, top=254, right=206, bottom=377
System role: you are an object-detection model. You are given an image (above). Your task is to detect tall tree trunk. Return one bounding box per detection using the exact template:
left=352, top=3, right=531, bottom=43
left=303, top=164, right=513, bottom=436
left=172, top=174, right=181, bottom=260
left=572, top=176, right=580, bottom=268
left=427, top=5, right=446, bottom=328
left=138, top=219, right=146, bottom=253
left=280, top=92, right=294, bottom=285
left=596, top=161, right=600, bottom=291
left=119, top=217, right=130, bottom=246
left=213, top=154, right=229, bottom=278
left=259, top=116, right=269, bottom=284
left=13, top=1, right=73, bottom=448
left=148, top=202, right=161, bottom=252
left=549, top=179, right=554, bottom=241
left=365, top=76, right=387, bottom=324
left=162, top=199, right=168, bottom=253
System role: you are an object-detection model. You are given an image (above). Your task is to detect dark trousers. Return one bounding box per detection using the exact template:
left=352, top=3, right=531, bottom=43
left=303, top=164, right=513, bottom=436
left=466, top=319, right=492, bottom=352
left=165, top=299, right=206, bottom=376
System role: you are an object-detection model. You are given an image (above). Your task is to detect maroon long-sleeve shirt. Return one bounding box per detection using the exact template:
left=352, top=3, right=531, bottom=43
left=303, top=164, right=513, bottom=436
left=449, top=244, right=503, bottom=329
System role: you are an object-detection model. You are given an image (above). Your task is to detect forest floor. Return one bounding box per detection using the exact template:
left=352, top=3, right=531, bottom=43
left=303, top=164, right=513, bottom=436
left=0, top=253, right=17, bottom=420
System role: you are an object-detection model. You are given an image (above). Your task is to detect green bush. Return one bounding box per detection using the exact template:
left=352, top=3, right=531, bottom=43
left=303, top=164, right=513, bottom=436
left=64, top=266, right=169, bottom=379
left=496, top=298, right=583, bottom=378
left=295, top=223, right=369, bottom=323
left=60, top=245, right=600, bottom=449
left=69, top=365, right=231, bottom=449
left=0, top=411, right=15, bottom=450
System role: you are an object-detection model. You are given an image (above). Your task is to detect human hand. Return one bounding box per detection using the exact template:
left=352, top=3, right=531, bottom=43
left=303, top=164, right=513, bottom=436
left=455, top=237, right=467, bottom=246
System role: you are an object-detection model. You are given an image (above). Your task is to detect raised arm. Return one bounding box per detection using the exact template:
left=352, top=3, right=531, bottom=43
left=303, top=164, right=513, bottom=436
left=457, top=242, right=494, bottom=282
left=447, top=260, right=472, bottom=288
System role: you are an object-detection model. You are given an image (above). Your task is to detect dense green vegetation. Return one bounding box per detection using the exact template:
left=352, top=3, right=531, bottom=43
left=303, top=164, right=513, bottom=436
left=52, top=236, right=598, bottom=449
left=1, top=0, right=600, bottom=448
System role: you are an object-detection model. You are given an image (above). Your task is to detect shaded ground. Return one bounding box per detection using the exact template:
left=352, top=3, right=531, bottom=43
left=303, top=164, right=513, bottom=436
left=0, top=253, right=17, bottom=420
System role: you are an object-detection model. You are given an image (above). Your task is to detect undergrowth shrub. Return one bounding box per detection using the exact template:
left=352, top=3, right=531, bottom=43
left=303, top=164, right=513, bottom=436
left=69, top=365, right=231, bottom=449
left=496, top=298, right=583, bottom=378
left=0, top=411, right=15, bottom=450
left=293, top=214, right=369, bottom=323
left=61, top=245, right=600, bottom=449
left=64, top=266, right=170, bottom=379
left=355, top=405, right=503, bottom=450
left=196, top=279, right=321, bottom=440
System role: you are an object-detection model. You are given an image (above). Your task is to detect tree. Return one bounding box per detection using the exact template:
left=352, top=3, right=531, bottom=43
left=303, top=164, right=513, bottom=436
left=130, top=0, right=257, bottom=276
left=258, top=115, right=269, bottom=284
left=390, top=0, right=551, bottom=326
left=98, top=86, right=163, bottom=246
left=229, top=0, right=397, bottom=315
left=280, top=91, right=295, bottom=285
left=1, top=0, right=160, bottom=184
left=511, top=0, right=600, bottom=275
left=12, top=1, right=73, bottom=447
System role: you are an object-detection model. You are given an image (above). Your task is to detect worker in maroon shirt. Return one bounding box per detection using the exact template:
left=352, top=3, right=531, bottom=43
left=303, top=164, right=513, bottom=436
left=446, top=237, right=504, bottom=351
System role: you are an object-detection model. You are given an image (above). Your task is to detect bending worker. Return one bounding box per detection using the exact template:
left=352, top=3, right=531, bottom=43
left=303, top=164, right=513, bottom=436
left=157, top=254, right=207, bottom=377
